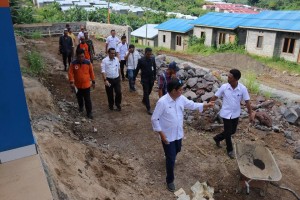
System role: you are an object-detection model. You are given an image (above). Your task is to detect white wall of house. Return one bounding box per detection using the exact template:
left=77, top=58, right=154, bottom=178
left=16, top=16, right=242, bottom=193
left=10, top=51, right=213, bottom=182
left=193, top=26, right=214, bottom=47
left=137, top=37, right=158, bottom=47
left=276, top=32, right=300, bottom=62
left=158, top=30, right=172, bottom=49
left=246, top=29, right=277, bottom=57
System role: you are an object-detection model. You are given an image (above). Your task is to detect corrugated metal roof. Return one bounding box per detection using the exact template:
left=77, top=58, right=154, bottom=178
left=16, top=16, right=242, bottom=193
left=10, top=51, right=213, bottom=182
left=240, top=11, right=300, bottom=32
left=191, top=12, right=252, bottom=29
left=131, top=24, right=158, bottom=39
left=193, top=11, right=300, bottom=32
left=155, top=19, right=194, bottom=33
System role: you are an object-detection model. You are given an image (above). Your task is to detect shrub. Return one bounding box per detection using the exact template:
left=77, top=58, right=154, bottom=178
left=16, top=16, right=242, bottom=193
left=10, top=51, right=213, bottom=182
left=24, top=51, right=44, bottom=75
left=31, top=31, right=42, bottom=39
left=241, top=71, right=260, bottom=94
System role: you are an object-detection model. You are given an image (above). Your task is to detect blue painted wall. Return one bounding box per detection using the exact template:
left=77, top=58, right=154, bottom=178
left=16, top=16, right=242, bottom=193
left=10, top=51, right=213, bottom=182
left=0, top=8, right=35, bottom=152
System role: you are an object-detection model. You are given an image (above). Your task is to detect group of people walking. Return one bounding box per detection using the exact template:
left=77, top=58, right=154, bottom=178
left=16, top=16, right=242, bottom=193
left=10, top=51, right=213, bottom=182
left=60, top=25, right=254, bottom=193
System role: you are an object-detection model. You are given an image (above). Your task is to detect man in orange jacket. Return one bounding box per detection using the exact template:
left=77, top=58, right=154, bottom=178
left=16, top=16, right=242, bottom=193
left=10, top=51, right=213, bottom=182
left=76, top=36, right=90, bottom=60
left=69, top=49, right=95, bottom=119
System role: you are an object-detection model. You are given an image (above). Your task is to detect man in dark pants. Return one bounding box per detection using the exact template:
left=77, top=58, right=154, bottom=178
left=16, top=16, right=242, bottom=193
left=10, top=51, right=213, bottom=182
left=151, top=79, right=214, bottom=192
left=210, top=69, right=254, bottom=159
left=116, top=35, right=128, bottom=81
left=59, top=28, right=73, bottom=71
left=101, top=48, right=122, bottom=111
left=134, top=47, right=156, bottom=115
left=68, top=49, right=95, bottom=119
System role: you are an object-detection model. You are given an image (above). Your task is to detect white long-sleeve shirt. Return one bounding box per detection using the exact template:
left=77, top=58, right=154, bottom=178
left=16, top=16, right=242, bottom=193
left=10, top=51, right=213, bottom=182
left=101, top=56, right=120, bottom=78
left=151, top=93, right=204, bottom=143
left=126, top=50, right=141, bottom=70
left=116, top=42, right=128, bottom=60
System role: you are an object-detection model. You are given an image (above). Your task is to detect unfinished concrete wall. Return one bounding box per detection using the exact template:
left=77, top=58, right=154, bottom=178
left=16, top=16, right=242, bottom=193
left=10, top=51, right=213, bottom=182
left=14, top=22, right=131, bottom=43
left=86, top=22, right=131, bottom=43
left=276, top=32, right=300, bottom=62
left=246, top=29, right=276, bottom=57
left=136, top=37, right=157, bottom=47
left=158, top=30, right=172, bottom=49
left=193, top=26, right=214, bottom=47
left=14, top=22, right=85, bottom=36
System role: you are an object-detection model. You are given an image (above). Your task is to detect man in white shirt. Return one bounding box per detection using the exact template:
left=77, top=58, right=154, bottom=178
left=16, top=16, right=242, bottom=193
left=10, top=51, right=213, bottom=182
left=101, top=48, right=122, bottom=111
left=116, top=35, right=128, bottom=81
left=125, top=44, right=141, bottom=91
left=77, top=26, right=85, bottom=44
left=210, top=69, right=254, bottom=159
left=151, top=78, right=214, bottom=192
left=105, top=30, right=120, bottom=54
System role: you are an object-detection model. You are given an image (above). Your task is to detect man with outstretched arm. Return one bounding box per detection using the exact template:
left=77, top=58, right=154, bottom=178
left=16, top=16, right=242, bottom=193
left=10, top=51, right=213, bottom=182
left=210, top=69, right=254, bottom=159
left=151, top=78, right=214, bottom=192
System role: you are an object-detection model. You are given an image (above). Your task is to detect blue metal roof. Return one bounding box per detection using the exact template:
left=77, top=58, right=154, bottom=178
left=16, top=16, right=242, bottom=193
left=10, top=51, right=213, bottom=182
left=192, top=11, right=300, bottom=32
left=191, top=12, right=253, bottom=29
left=240, top=11, right=300, bottom=32
left=155, top=19, right=194, bottom=33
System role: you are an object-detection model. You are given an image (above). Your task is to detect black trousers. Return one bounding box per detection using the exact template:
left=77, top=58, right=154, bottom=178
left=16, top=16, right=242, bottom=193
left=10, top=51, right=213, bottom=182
left=76, top=88, right=92, bottom=114
left=105, top=77, right=122, bottom=108
left=214, top=117, right=239, bottom=153
left=142, top=79, right=154, bottom=110
left=162, top=139, right=182, bottom=184
left=120, top=60, right=126, bottom=79
left=62, top=52, right=72, bottom=71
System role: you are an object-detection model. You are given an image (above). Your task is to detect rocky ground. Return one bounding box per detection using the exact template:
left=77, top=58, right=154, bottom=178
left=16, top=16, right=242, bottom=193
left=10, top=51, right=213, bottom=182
left=17, top=36, right=300, bottom=200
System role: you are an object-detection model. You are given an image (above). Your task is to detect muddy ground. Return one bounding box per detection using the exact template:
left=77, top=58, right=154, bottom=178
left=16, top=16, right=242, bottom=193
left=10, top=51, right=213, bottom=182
left=18, top=36, right=300, bottom=200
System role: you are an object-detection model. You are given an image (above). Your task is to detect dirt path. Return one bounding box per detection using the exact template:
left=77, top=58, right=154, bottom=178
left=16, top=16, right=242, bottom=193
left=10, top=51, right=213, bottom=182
left=19, top=37, right=300, bottom=200
left=158, top=51, right=300, bottom=96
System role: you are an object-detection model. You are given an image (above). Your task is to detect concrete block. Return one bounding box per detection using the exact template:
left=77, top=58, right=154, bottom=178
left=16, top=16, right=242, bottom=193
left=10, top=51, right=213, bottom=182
left=284, top=108, right=299, bottom=124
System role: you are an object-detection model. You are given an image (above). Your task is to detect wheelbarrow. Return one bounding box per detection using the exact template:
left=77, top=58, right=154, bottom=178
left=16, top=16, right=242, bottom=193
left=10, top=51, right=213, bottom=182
left=235, top=143, right=282, bottom=196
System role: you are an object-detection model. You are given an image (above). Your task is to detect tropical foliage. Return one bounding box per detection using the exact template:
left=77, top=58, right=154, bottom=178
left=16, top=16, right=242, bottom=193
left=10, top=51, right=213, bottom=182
left=10, top=0, right=168, bottom=29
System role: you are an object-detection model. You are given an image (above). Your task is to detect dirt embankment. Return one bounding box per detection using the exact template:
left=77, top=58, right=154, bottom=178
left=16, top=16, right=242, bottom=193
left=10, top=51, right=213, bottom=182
left=18, top=37, right=300, bottom=200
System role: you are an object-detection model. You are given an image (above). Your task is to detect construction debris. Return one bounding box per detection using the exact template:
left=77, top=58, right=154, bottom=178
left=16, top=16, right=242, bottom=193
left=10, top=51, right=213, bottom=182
left=175, top=181, right=214, bottom=200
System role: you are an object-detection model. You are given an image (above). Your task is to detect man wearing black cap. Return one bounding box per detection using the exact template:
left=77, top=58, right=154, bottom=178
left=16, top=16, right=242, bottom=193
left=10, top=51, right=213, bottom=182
left=134, top=47, right=156, bottom=115
left=210, top=69, right=254, bottom=159
left=158, top=61, right=179, bottom=98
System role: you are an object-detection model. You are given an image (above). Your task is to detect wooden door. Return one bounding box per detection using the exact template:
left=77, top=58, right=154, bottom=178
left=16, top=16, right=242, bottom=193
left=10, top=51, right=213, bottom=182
left=229, top=34, right=236, bottom=44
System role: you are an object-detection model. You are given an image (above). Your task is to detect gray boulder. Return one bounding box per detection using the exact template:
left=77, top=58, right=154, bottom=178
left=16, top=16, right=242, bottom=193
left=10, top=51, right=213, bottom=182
left=279, top=105, right=288, bottom=115
left=212, top=83, right=220, bottom=93
left=196, top=82, right=208, bottom=89
left=187, top=77, right=198, bottom=88
left=177, top=69, right=188, bottom=80
left=187, top=69, right=196, bottom=76
left=203, top=74, right=216, bottom=82
left=284, top=108, right=299, bottom=124
left=294, top=153, right=300, bottom=159
left=195, top=69, right=207, bottom=77
left=184, top=91, right=197, bottom=100
left=201, top=92, right=214, bottom=102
